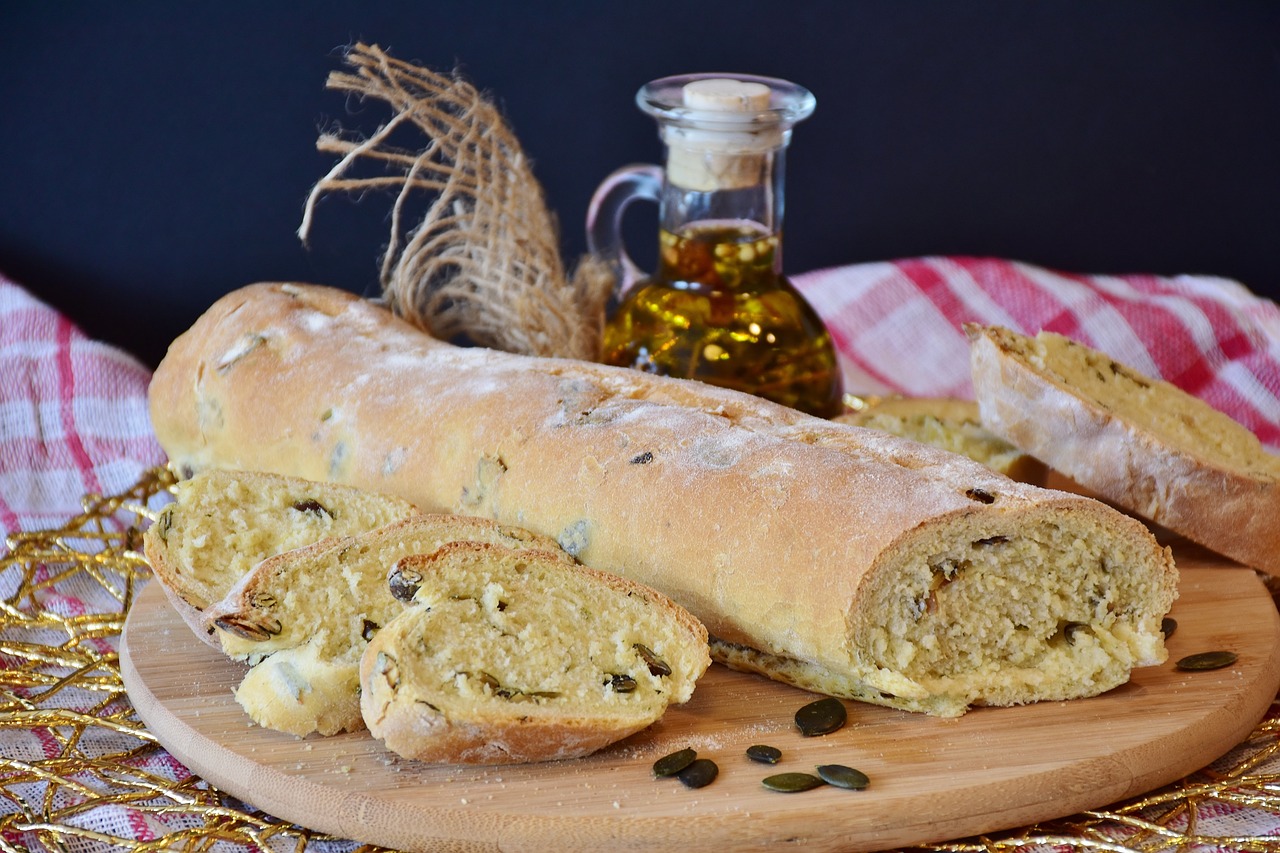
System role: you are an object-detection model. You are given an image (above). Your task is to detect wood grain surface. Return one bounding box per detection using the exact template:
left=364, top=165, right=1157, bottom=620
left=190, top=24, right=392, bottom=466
left=121, top=561, right=1280, bottom=853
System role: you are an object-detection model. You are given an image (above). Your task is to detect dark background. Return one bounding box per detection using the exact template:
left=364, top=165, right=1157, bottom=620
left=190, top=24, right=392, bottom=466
left=3, top=1, right=1278, bottom=367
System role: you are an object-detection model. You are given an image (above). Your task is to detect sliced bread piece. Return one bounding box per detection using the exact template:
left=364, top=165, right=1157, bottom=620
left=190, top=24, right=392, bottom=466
left=142, top=468, right=418, bottom=647
left=360, top=541, right=711, bottom=764
left=205, top=514, right=571, bottom=736
left=967, top=323, right=1280, bottom=575
left=836, top=396, right=1047, bottom=484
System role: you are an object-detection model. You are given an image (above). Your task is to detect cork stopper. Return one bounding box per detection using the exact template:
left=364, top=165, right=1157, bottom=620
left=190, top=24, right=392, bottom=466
left=681, top=78, right=772, bottom=113
left=664, top=78, right=781, bottom=192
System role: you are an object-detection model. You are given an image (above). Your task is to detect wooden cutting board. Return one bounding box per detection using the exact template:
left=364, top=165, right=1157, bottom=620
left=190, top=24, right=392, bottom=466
left=122, top=561, right=1280, bottom=853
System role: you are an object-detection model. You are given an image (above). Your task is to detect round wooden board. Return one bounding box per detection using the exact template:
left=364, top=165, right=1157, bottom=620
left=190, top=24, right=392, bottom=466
left=122, top=562, right=1280, bottom=853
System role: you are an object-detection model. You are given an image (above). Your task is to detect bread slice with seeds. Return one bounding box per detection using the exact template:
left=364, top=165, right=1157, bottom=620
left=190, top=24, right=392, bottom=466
left=967, top=323, right=1280, bottom=575
left=205, top=514, right=571, bottom=737
left=835, top=396, right=1046, bottom=484
left=142, top=468, right=418, bottom=648
left=360, top=541, right=710, bottom=764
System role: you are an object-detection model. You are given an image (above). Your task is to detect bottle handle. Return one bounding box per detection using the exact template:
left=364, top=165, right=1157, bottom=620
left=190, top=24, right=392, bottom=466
left=586, top=164, right=663, bottom=299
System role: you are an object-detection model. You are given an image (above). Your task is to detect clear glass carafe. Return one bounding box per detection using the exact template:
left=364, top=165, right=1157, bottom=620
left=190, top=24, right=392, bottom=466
left=587, top=73, right=844, bottom=418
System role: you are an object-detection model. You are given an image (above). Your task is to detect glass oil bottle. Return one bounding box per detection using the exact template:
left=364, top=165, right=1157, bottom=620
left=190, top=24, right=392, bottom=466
left=587, top=73, right=844, bottom=417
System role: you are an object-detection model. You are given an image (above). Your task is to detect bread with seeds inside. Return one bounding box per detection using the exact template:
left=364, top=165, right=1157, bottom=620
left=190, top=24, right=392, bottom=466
left=360, top=541, right=710, bottom=764
left=149, top=283, right=1179, bottom=717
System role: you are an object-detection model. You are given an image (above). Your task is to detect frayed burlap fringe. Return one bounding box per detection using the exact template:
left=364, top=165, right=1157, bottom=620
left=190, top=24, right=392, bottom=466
left=298, top=43, right=610, bottom=361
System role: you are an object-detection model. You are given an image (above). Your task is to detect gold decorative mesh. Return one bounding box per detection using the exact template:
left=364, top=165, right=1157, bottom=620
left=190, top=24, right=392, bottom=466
left=2, top=468, right=1279, bottom=852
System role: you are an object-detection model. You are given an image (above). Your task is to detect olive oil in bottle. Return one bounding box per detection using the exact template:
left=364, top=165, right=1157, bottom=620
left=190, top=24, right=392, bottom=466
left=602, top=221, right=843, bottom=417
left=589, top=74, right=844, bottom=417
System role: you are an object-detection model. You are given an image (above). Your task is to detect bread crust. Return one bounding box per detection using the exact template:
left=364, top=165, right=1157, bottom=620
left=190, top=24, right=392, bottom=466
left=149, top=283, right=1177, bottom=715
left=144, top=534, right=221, bottom=646
left=967, top=324, right=1280, bottom=576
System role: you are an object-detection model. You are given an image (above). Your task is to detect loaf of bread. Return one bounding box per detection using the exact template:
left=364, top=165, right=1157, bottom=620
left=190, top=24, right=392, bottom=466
left=968, top=323, right=1280, bottom=576
left=150, top=283, right=1178, bottom=717
left=142, top=468, right=418, bottom=648
left=361, top=541, right=710, bottom=763
left=204, top=514, right=571, bottom=737
left=835, top=396, right=1046, bottom=484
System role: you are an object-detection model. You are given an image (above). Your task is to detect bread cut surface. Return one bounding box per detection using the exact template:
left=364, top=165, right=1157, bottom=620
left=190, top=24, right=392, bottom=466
left=836, top=396, right=1046, bottom=484
left=360, top=541, right=710, bottom=764
left=149, top=283, right=1179, bottom=717
left=142, top=468, right=418, bottom=647
left=715, top=499, right=1171, bottom=714
left=967, top=323, right=1280, bottom=576
left=205, top=514, right=570, bottom=736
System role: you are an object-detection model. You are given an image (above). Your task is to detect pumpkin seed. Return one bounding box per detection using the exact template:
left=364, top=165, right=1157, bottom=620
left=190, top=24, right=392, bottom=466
left=795, top=697, right=847, bottom=736
left=816, top=764, right=870, bottom=790
left=216, top=333, right=266, bottom=373
left=762, top=772, right=825, bottom=793
left=633, top=643, right=672, bottom=677
left=291, top=498, right=331, bottom=517
left=652, top=747, right=697, bottom=777
left=374, top=651, right=399, bottom=689
left=1176, top=650, right=1237, bottom=671
left=678, top=758, right=719, bottom=789
left=474, top=671, right=502, bottom=690
left=1063, top=622, right=1089, bottom=645
left=607, top=673, right=638, bottom=693
left=746, top=744, right=782, bottom=764
left=1161, top=617, right=1177, bottom=639
left=388, top=565, right=423, bottom=602
left=213, top=614, right=283, bottom=641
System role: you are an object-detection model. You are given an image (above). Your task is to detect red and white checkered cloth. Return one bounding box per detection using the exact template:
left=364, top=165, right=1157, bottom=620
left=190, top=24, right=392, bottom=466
left=794, top=256, right=1280, bottom=453
left=0, top=274, right=165, bottom=542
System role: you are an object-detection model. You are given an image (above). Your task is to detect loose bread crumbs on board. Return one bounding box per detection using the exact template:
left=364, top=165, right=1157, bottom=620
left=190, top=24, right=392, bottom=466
left=149, top=283, right=1178, bottom=717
